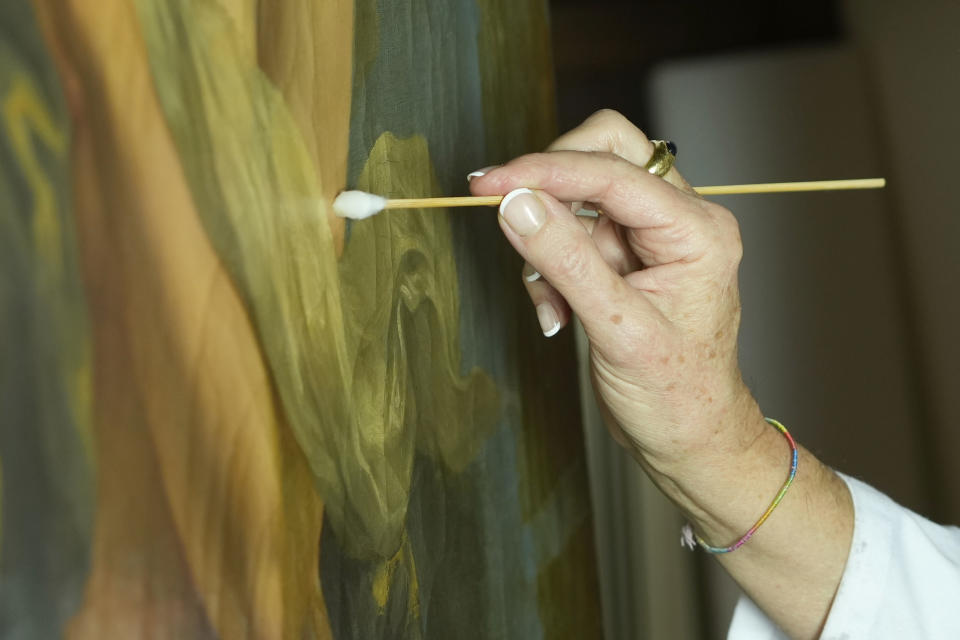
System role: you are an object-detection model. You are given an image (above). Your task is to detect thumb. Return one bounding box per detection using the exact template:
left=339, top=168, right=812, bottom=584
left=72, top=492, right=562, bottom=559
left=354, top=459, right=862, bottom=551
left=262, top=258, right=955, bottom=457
left=497, top=188, right=643, bottom=339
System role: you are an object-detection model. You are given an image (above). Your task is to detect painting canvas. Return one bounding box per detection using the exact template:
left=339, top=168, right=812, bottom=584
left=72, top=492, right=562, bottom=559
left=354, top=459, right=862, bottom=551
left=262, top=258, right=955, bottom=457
left=0, top=0, right=602, bottom=637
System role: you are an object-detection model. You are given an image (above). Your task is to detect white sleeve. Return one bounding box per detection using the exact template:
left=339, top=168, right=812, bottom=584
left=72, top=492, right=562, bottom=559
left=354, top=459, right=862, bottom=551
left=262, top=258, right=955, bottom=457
left=727, top=472, right=960, bottom=639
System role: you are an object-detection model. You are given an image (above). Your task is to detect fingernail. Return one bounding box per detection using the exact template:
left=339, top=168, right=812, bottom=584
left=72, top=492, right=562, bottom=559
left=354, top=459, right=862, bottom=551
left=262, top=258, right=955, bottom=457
left=499, top=188, right=545, bottom=236
left=467, top=165, right=499, bottom=182
left=522, top=262, right=541, bottom=282
left=536, top=303, right=561, bottom=337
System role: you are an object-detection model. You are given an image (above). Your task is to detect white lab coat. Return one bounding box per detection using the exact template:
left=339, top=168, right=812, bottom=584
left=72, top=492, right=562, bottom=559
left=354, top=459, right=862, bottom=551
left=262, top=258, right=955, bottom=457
left=728, top=474, right=960, bottom=639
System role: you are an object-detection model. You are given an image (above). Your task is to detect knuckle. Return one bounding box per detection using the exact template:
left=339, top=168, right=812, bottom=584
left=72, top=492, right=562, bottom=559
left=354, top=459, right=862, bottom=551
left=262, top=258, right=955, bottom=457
left=509, top=152, right=559, bottom=180
left=497, top=153, right=554, bottom=189
left=551, top=239, right=593, bottom=283
left=583, top=109, right=649, bottom=149
left=704, top=202, right=744, bottom=266
left=728, top=230, right=744, bottom=265
left=586, top=108, right=628, bottom=129
left=507, top=151, right=547, bottom=171
left=601, top=315, right=655, bottom=368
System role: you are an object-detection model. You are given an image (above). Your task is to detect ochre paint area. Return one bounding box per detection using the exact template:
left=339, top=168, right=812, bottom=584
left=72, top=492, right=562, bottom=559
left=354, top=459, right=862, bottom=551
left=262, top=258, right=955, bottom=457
left=33, top=0, right=331, bottom=638
left=257, top=0, right=354, bottom=254
left=132, top=0, right=500, bottom=567
left=337, top=131, right=500, bottom=558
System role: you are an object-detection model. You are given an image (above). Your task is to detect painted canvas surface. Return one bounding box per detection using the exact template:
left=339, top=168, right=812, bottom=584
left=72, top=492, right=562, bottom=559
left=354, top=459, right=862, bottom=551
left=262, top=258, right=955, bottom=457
left=0, top=0, right=602, bottom=638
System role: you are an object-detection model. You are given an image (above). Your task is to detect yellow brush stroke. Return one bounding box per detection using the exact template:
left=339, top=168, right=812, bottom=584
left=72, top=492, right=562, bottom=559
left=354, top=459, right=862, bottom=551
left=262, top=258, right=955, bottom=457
left=2, top=72, right=94, bottom=464
left=2, top=74, right=67, bottom=277
left=371, top=531, right=421, bottom=619
left=406, top=539, right=421, bottom=620
left=372, top=542, right=403, bottom=612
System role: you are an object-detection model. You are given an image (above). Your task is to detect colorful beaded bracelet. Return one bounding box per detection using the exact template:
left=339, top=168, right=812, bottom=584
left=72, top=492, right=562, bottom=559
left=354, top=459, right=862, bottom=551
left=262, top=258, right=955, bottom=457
left=681, top=418, right=799, bottom=554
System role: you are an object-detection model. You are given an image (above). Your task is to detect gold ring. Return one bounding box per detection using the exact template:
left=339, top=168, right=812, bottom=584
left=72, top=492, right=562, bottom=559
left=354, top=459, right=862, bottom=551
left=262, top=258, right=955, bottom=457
left=644, top=139, right=677, bottom=177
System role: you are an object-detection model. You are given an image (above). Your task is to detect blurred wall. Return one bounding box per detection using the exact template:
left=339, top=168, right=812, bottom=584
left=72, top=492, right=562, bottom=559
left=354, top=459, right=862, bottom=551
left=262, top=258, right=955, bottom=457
left=843, top=0, right=960, bottom=523
left=577, top=0, right=960, bottom=637
left=650, top=43, right=925, bottom=637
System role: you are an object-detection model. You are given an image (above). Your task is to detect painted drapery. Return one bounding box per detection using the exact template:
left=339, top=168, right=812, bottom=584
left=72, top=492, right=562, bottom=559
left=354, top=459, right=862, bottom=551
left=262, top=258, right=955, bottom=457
left=0, top=0, right=601, bottom=638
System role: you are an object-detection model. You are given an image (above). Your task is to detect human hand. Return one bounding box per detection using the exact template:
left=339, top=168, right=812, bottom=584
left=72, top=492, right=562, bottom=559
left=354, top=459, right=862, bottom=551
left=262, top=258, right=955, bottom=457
left=469, top=110, right=766, bottom=472
left=471, top=111, right=855, bottom=639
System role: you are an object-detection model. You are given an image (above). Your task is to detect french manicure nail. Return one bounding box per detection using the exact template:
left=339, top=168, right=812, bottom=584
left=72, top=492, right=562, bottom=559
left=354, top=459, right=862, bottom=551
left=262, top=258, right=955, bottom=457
left=522, top=262, right=542, bottom=282
left=499, top=188, right=545, bottom=236
left=467, top=165, right=499, bottom=182
left=536, top=303, right=561, bottom=337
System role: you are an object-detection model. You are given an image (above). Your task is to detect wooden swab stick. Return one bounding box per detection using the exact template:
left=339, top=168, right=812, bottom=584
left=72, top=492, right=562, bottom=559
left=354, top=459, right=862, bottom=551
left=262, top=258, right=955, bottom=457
left=693, top=177, right=885, bottom=195
left=385, top=195, right=504, bottom=209
left=333, top=178, right=885, bottom=219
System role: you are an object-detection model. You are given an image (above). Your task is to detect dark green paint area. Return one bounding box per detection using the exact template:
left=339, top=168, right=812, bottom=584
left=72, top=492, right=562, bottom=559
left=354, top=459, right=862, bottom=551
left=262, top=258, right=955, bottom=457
left=0, top=2, right=94, bottom=637
left=321, top=1, right=601, bottom=638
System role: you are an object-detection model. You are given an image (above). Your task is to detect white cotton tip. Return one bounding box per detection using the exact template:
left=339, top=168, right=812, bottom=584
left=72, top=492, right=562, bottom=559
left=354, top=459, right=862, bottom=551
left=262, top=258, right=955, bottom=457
left=332, top=190, right=388, bottom=220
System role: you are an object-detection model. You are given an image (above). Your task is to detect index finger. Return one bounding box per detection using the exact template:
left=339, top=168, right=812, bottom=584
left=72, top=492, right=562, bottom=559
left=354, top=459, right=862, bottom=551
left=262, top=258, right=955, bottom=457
left=475, top=151, right=699, bottom=228
left=471, top=150, right=722, bottom=268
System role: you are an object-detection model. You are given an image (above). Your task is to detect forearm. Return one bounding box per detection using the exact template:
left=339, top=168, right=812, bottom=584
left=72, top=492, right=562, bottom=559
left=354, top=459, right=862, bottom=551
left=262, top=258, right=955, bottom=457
left=641, top=400, right=854, bottom=639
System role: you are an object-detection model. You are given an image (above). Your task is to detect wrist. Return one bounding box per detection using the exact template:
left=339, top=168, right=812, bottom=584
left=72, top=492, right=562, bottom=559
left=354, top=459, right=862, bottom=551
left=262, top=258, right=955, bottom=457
left=637, top=401, right=784, bottom=544
left=632, top=403, right=854, bottom=638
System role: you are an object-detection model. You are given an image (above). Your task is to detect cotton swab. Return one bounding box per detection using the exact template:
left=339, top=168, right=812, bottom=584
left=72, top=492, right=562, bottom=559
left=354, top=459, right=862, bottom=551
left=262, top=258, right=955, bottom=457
left=332, top=178, right=885, bottom=220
